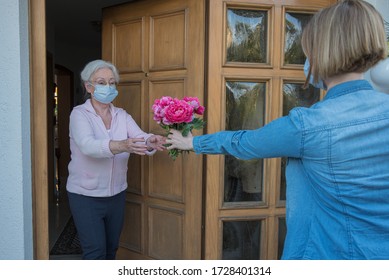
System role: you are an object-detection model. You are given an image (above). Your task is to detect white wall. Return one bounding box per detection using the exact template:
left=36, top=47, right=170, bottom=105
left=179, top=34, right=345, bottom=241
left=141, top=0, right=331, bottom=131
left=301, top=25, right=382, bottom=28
left=0, top=0, right=33, bottom=260
left=362, top=1, right=389, bottom=92
left=365, top=0, right=389, bottom=23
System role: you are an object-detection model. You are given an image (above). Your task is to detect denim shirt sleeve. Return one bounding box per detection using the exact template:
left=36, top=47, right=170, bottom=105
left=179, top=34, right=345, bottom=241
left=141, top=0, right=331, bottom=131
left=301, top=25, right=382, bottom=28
left=193, top=114, right=303, bottom=160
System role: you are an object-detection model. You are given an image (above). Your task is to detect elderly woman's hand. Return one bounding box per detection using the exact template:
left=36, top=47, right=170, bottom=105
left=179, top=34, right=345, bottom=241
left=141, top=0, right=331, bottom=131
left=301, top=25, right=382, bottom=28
left=109, top=138, right=148, bottom=155
left=146, top=135, right=166, bottom=151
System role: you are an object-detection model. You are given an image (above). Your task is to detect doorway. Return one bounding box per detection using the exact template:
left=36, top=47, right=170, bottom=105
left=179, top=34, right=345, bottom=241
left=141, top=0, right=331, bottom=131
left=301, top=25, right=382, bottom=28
left=30, top=0, right=135, bottom=259
left=48, top=65, right=75, bottom=258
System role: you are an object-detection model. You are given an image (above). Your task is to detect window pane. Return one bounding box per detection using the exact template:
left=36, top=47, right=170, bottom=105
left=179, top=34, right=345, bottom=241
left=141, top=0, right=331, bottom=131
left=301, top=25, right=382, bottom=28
left=225, top=81, right=266, bottom=203
left=284, top=12, right=313, bottom=65
left=280, top=157, right=287, bottom=201
left=222, top=220, right=261, bottom=259
left=277, top=217, right=286, bottom=259
left=226, top=9, right=267, bottom=63
left=280, top=83, right=320, bottom=201
left=283, top=83, right=320, bottom=116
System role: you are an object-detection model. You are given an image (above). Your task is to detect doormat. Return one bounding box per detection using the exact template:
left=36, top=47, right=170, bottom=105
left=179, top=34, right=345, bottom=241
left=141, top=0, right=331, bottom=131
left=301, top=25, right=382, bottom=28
left=50, top=217, right=82, bottom=255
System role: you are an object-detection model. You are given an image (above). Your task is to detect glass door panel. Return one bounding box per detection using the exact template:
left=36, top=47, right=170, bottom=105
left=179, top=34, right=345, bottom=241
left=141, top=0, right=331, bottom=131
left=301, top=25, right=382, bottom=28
left=226, top=8, right=268, bottom=63
left=277, top=217, right=286, bottom=259
left=222, top=219, right=262, bottom=259
left=284, top=12, right=313, bottom=65
left=224, top=81, right=266, bottom=204
left=283, top=83, right=320, bottom=114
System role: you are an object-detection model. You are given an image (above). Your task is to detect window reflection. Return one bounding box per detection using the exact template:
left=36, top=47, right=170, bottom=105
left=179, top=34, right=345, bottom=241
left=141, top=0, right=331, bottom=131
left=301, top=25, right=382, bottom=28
left=222, top=220, right=261, bottom=259
left=284, top=12, right=313, bottom=65
left=280, top=157, right=287, bottom=201
left=280, top=83, right=320, bottom=201
left=277, top=217, right=286, bottom=259
left=225, top=81, right=266, bottom=203
left=283, top=83, right=320, bottom=115
left=226, top=8, right=267, bottom=63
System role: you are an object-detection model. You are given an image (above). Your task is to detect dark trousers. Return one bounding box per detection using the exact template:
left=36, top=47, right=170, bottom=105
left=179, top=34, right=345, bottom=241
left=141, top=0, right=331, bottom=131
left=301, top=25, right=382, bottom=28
left=67, top=190, right=126, bottom=260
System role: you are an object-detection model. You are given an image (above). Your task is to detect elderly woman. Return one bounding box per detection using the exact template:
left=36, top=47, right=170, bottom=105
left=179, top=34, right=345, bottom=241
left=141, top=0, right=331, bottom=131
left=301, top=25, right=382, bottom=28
left=167, top=0, right=389, bottom=259
left=66, top=59, right=165, bottom=259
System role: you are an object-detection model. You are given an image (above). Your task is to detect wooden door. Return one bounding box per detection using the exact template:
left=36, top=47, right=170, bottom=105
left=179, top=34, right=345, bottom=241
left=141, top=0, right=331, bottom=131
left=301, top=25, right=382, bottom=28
left=205, top=0, right=336, bottom=259
left=102, top=0, right=205, bottom=259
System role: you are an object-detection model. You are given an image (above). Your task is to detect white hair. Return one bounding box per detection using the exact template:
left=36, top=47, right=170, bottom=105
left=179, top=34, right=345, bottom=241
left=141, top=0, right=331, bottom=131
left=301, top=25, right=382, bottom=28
left=80, top=59, right=120, bottom=83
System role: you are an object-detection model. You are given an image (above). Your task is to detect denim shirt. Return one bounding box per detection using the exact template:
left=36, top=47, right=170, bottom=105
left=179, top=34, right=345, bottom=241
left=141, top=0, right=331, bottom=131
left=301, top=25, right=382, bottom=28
left=194, top=80, right=389, bottom=259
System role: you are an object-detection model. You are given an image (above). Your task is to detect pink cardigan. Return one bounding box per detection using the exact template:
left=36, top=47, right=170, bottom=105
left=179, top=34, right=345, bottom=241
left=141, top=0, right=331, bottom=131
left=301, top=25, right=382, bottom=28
left=66, top=99, right=154, bottom=197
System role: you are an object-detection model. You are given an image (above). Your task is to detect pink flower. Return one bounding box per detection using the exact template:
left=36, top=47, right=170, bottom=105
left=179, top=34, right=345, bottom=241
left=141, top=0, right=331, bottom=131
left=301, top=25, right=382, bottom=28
left=152, top=96, right=174, bottom=123
left=164, top=98, right=194, bottom=124
left=151, top=95, right=205, bottom=160
left=195, top=105, right=205, bottom=115
left=183, top=97, right=205, bottom=115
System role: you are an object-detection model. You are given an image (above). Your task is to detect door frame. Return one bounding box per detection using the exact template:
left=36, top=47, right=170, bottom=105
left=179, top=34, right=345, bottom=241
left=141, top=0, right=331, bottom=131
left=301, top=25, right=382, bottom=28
left=30, top=0, right=49, bottom=260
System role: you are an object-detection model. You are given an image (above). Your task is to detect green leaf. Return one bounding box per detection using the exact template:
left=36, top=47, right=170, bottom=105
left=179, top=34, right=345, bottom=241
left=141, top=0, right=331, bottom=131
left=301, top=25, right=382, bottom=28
left=181, top=125, right=191, bottom=136
left=162, top=117, right=206, bottom=160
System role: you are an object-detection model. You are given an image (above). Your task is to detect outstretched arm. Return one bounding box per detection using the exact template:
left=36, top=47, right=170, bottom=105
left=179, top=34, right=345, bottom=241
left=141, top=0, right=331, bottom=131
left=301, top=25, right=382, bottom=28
left=109, top=138, right=149, bottom=155
left=166, top=115, right=303, bottom=160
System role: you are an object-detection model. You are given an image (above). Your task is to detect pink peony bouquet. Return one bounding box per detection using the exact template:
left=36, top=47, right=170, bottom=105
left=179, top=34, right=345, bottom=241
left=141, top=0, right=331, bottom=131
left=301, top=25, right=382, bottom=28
left=152, top=96, right=205, bottom=160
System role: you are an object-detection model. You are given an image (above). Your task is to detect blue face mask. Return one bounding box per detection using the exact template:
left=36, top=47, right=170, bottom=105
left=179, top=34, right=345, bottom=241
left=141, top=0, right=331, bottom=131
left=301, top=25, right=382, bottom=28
left=304, top=59, right=327, bottom=90
left=91, top=84, right=118, bottom=104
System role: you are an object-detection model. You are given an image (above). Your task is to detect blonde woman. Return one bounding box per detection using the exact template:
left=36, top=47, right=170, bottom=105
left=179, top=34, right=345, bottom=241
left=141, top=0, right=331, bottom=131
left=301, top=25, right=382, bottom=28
left=167, top=0, right=389, bottom=259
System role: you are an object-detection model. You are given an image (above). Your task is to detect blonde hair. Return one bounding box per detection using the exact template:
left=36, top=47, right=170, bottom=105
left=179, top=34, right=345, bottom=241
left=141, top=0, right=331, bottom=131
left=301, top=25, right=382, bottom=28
left=301, top=0, right=387, bottom=87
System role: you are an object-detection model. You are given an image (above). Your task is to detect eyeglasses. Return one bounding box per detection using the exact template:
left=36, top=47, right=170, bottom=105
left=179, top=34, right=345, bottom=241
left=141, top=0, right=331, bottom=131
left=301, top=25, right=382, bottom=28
left=89, top=79, right=117, bottom=87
